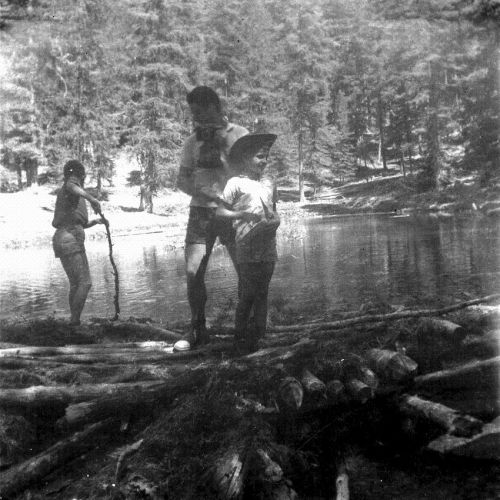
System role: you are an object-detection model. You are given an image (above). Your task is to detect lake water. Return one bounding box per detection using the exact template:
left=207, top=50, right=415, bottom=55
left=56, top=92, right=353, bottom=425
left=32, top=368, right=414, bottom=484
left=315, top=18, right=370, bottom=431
left=1, top=214, right=499, bottom=324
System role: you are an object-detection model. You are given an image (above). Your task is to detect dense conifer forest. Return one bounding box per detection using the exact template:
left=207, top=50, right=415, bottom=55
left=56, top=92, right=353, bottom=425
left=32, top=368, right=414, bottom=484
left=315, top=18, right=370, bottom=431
left=0, top=0, right=499, bottom=205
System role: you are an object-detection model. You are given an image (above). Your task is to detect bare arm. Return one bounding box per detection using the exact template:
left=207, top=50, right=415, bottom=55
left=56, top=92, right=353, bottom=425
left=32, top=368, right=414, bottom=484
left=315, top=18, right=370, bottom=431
left=65, top=181, right=101, bottom=214
left=83, top=219, right=105, bottom=229
left=216, top=206, right=261, bottom=223
left=176, top=139, right=196, bottom=196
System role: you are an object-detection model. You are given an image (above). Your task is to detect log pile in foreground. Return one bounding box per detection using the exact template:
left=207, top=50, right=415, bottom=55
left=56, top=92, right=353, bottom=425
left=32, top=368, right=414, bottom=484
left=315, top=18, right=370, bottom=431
left=0, top=298, right=498, bottom=499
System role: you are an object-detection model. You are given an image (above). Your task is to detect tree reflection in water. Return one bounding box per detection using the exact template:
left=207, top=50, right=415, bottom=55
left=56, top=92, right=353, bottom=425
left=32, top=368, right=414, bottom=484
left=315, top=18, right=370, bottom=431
left=0, top=215, right=498, bottom=323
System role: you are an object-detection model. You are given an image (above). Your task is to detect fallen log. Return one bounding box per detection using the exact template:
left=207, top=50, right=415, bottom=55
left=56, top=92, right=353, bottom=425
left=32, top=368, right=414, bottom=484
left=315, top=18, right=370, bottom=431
left=366, top=349, right=418, bottom=383
left=100, top=321, right=182, bottom=341
left=112, top=439, right=144, bottom=483
left=0, top=380, right=166, bottom=409
left=0, top=418, right=118, bottom=499
left=0, top=339, right=246, bottom=365
left=462, top=331, right=500, bottom=359
left=236, top=397, right=279, bottom=415
left=414, top=356, right=500, bottom=391
left=427, top=416, right=500, bottom=460
left=325, top=380, right=347, bottom=405
left=0, top=341, right=173, bottom=358
left=278, top=377, right=304, bottom=413
left=212, top=447, right=247, bottom=500
left=300, top=369, right=326, bottom=396
left=345, top=379, right=373, bottom=404
left=426, top=387, right=500, bottom=419
left=58, top=368, right=208, bottom=428
left=4, top=350, right=206, bottom=365
left=415, top=317, right=467, bottom=341
left=255, top=448, right=284, bottom=484
left=399, top=395, right=484, bottom=438
left=335, top=462, right=350, bottom=500
left=267, top=294, right=500, bottom=333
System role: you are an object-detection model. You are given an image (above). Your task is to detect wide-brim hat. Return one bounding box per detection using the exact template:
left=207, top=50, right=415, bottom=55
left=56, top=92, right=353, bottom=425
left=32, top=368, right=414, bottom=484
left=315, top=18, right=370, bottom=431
left=227, top=133, right=277, bottom=165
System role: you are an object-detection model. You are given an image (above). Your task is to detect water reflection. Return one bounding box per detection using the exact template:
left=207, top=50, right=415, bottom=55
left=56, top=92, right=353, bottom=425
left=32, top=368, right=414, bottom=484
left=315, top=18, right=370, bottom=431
left=0, top=215, right=499, bottom=323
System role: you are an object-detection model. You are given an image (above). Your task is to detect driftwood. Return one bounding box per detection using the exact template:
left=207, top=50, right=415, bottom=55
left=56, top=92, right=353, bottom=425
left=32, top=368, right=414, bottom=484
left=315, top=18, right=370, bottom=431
left=335, top=461, right=350, bottom=500
left=236, top=397, right=279, bottom=416
left=325, top=380, right=347, bottom=405
left=268, top=294, right=500, bottom=333
left=278, top=377, right=304, bottom=413
left=1, top=350, right=205, bottom=365
left=113, top=439, right=144, bottom=483
left=255, top=448, right=284, bottom=484
left=427, top=416, right=500, bottom=460
left=58, top=369, right=208, bottom=428
left=415, top=317, right=467, bottom=341
left=426, top=387, right=500, bottom=420
left=0, top=418, right=118, bottom=499
left=0, top=380, right=166, bottom=409
left=300, top=369, right=326, bottom=396
left=212, top=447, right=247, bottom=500
left=366, top=349, right=418, bottom=383
left=399, top=395, right=484, bottom=438
left=0, top=341, right=173, bottom=358
left=414, top=356, right=500, bottom=391
left=345, top=379, right=373, bottom=404
left=101, top=321, right=183, bottom=341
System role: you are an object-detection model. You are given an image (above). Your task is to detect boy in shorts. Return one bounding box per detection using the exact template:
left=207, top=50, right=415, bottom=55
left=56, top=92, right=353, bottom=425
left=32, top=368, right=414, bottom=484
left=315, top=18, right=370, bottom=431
left=216, top=133, right=280, bottom=353
left=52, top=160, right=104, bottom=326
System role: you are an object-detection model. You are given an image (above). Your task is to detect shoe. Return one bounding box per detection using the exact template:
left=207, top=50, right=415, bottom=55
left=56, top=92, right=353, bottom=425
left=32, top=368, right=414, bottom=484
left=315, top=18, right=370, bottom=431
left=174, top=321, right=210, bottom=352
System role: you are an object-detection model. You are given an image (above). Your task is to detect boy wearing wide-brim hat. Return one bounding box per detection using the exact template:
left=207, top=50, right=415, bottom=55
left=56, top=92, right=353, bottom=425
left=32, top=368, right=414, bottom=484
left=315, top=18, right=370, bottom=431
left=216, top=133, right=280, bottom=353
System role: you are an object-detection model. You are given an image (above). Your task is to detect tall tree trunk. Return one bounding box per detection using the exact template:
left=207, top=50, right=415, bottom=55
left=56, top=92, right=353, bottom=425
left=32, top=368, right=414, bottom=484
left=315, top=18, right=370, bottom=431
left=482, top=25, right=500, bottom=184
left=26, top=161, right=33, bottom=188
left=377, top=92, right=387, bottom=170
left=16, top=164, right=22, bottom=190
left=298, top=129, right=305, bottom=203
left=427, top=60, right=440, bottom=189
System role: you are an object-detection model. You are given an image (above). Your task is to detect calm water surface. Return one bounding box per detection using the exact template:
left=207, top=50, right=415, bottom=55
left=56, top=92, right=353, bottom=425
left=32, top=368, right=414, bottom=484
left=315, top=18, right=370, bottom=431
left=1, top=214, right=499, bottom=323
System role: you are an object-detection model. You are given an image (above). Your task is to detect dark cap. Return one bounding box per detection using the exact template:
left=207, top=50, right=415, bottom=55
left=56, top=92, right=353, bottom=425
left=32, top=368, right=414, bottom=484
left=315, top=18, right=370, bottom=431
left=63, top=160, right=85, bottom=179
left=227, top=133, right=277, bottom=165
left=186, top=86, right=221, bottom=109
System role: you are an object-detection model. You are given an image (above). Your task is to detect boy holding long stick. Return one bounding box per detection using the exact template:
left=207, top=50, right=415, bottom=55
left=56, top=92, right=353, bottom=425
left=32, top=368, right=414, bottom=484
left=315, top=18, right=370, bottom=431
left=52, top=160, right=104, bottom=325
left=216, top=133, right=280, bottom=353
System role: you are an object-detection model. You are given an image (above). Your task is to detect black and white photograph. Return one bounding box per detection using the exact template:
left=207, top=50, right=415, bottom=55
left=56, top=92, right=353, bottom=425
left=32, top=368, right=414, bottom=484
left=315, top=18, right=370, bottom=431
left=0, top=0, right=499, bottom=498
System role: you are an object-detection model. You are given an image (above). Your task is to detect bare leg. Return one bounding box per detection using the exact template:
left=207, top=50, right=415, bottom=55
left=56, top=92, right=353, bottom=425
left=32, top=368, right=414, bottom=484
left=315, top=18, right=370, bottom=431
left=185, top=242, right=212, bottom=328
left=60, top=252, right=92, bottom=325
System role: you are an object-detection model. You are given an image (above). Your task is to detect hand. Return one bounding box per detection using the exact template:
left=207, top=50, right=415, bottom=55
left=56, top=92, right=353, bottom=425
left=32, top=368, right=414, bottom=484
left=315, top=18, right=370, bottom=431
left=241, top=212, right=261, bottom=223
left=89, top=199, right=101, bottom=215
left=269, top=211, right=280, bottom=223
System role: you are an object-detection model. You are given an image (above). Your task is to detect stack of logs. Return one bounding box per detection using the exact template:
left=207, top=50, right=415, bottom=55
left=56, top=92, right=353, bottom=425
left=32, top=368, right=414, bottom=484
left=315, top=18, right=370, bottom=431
left=0, top=307, right=498, bottom=499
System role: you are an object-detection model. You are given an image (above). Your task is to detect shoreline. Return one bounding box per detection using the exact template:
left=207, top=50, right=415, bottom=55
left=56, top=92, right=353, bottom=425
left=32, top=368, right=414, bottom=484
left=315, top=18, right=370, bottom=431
left=1, top=177, right=499, bottom=250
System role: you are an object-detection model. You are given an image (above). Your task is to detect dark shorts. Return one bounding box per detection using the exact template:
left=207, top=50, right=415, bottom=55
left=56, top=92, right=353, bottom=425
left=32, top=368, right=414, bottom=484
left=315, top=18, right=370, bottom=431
left=52, top=225, right=86, bottom=258
left=185, top=206, right=235, bottom=247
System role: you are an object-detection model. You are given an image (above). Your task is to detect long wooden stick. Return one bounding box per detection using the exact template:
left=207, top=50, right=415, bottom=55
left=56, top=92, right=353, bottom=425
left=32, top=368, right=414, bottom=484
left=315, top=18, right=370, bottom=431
left=267, top=294, right=500, bottom=333
left=99, top=211, right=120, bottom=320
